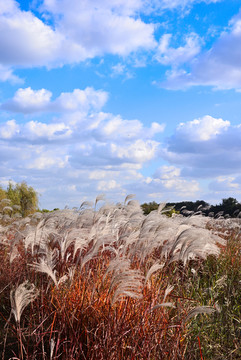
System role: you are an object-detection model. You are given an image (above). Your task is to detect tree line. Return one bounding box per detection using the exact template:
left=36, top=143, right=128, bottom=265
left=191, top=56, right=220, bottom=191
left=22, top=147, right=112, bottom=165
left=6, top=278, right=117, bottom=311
left=1, top=180, right=241, bottom=219
left=141, top=197, right=241, bottom=218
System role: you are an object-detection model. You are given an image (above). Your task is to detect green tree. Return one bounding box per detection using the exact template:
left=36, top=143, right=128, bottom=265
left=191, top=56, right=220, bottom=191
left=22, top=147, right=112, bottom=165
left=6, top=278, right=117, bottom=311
left=7, top=181, right=39, bottom=217
left=141, top=201, right=159, bottom=215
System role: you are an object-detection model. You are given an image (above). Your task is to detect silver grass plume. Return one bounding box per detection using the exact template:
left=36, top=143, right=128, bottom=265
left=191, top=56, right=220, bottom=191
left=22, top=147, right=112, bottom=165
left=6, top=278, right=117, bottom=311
left=184, top=306, right=216, bottom=323
left=144, top=262, right=164, bottom=286
left=151, top=303, right=176, bottom=311
left=124, top=194, right=136, bottom=205
left=105, top=257, right=144, bottom=304
left=31, top=258, right=58, bottom=287
left=163, top=284, right=174, bottom=302
left=31, top=248, right=59, bottom=287
left=150, top=285, right=175, bottom=311
left=95, top=194, right=105, bottom=210
left=10, top=281, right=39, bottom=324
left=111, top=269, right=144, bottom=304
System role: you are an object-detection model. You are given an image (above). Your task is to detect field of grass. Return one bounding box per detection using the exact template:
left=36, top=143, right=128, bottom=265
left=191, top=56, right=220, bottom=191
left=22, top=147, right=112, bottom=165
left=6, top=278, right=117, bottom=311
left=0, top=196, right=240, bottom=359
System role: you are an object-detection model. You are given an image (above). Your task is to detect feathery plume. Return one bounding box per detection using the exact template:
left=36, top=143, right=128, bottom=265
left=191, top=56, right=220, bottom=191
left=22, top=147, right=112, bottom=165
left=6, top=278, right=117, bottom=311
left=10, top=281, right=39, bottom=324
left=185, top=306, right=216, bottom=323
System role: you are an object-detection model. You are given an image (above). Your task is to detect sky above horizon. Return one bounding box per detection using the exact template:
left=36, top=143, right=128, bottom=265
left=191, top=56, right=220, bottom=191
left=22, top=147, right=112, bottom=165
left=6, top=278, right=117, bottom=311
left=1, top=0, right=241, bottom=209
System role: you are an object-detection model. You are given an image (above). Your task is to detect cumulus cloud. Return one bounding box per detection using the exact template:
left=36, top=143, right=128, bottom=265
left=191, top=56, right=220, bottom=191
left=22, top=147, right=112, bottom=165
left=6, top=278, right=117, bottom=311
left=160, top=9, right=241, bottom=90
left=110, top=140, right=159, bottom=162
left=0, top=120, right=19, bottom=139
left=24, top=121, right=72, bottom=141
left=0, top=0, right=67, bottom=67
left=2, top=90, right=241, bottom=207
left=0, top=0, right=156, bottom=76
left=176, top=115, right=230, bottom=142
left=0, top=0, right=223, bottom=81
left=27, top=153, right=69, bottom=170
left=41, top=0, right=156, bottom=57
left=162, top=115, right=241, bottom=178
left=93, top=116, right=165, bottom=142
left=2, top=87, right=52, bottom=113
left=2, top=87, right=109, bottom=114
left=0, top=85, right=167, bottom=207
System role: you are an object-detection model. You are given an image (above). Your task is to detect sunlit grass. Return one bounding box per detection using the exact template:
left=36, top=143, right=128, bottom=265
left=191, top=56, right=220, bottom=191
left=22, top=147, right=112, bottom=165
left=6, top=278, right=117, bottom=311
left=0, top=197, right=240, bottom=359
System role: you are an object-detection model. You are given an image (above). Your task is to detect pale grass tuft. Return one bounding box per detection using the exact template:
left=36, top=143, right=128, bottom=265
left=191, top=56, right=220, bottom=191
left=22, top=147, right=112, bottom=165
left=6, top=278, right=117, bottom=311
left=10, top=281, right=39, bottom=324
left=144, top=262, right=164, bottom=286
left=31, top=258, right=58, bottom=287
left=105, top=257, right=144, bottom=304
left=10, top=245, right=20, bottom=264
left=95, top=194, right=105, bottom=208
left=157, top=202, right=166, bottom=214
left=163, top=284, right=174, bottom=302
left=151, top=302, right=176, bottom=311
left=124, top=194, right=136, bottom=205
left=185, top=306, right=216, bottom=323
left=111, top=269, right=144, bottom=304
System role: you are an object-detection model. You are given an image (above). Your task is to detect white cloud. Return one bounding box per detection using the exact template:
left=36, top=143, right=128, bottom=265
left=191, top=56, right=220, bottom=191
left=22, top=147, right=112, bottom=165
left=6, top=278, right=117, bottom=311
left=2, top=87, right=108, bottom=114
left=24, top=121, right=72, bottom=140
left=3, top=87, right=52, bottom=113
left=0, top=64, right=22, bottom=83
left=97, top=180, right=120, bottom=191
left=93, top=116, right=165, bottom=142
left=176, top=115, right=230, bottom=141
left=125, top=165, right=200, bottom=201
left=54, top=88, right=108, bottom=113
left=161, top=9, right=241, bottom=90
left=209, top=176, right=240, bottom=191
left=155, top=33, right=201, bottom=66
left=1, top=102, right=241, bottom=207
left=1, top=86, right=165, bottom=145
left=0, top=85, right=165, bottom=208
left=111, top=139, right=159, bottom=162
left=42, top=0, right=156, bottom=57
left=154, top=165, right=180, bottom=179
left=153, top=165, right=199, bottom=193
left=0, top=0, right=66, bottom=67
left=0, top=0, right=156, bottom=76
left=27, top=154, right=69, bottom=170
left=0, top=119, right=19, bottom=139
left=162, top=115, right=241, bottom=179
left=0, top=0, right=226, bottom=85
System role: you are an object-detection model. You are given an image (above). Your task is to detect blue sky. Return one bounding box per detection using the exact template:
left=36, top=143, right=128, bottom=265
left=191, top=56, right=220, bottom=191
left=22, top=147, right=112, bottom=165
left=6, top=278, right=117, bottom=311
left=1, top=0, right=241, bottom=209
